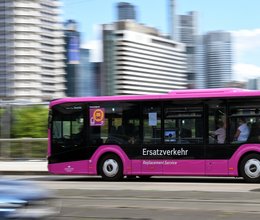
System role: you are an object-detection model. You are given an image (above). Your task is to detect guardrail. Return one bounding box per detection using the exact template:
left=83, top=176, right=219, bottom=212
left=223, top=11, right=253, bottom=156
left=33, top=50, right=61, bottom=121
left=0, top=138, right=48, bottom=160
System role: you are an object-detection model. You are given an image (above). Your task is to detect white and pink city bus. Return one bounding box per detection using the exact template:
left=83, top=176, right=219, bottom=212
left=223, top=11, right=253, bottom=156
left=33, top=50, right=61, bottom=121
left=48, top=88, right=260, bottom=182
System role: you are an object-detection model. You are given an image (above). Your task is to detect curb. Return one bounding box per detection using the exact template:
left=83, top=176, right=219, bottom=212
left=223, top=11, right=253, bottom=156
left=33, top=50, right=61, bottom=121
left=0, top=171, right=49, bottom=175
left=0, top=161, right=48, bottom=175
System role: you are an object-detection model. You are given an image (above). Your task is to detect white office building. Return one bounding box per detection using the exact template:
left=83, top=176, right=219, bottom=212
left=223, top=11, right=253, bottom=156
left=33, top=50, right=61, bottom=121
left=0, top=0, right=65, bottom=102
left=102, top=21, right=188, bottom=96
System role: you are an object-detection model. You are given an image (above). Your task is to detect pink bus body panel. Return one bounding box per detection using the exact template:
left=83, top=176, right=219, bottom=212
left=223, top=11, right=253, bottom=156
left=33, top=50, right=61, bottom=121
left=48, top=89, right=260, bottom=177
left=48, top=143, right=260, bottom=177
left=48, top=160, right=89, bottom=175
left=48, top=158, right=227, bottom=176
left=205, top=160, right=228, bottom=176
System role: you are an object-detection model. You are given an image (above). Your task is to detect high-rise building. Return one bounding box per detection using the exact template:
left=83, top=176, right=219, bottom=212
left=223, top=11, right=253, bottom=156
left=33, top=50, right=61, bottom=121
left=92, top=62, right=102, bottom=96
left=0, top=0, right=66, bottom=102
left=78, top=48, right=99, bottom=97
left=64, top=19, right=80, bottom=97
left=117, top=2, right=136, bottom=21
left=168, top=0, right=177, bottom=41
left=178, top=11, right=198, bottom=84
left=102, top=20, right=188, bottom=96
left=195, top=35, right=206, bottom=89
left=199, top=31, right=232, bottom=88
left=195, top=31, right=232, bottom=88
left=247, top=78, right=260, bottom=90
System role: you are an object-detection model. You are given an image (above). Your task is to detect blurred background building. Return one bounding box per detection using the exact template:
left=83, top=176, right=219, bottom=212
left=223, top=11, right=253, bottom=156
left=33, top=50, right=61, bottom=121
left=101, top=20, right=188, bottom=96
left=0, top=0, right=241, bottom=104
left=178, top=11, right=198, bottom=85
left=0, top=0, right=66, bottom=102
left=247, top=78, right=260, bottom=90
left=64, top=19, right=80, bottom=97
left=91, top=62, right=102, bottom=96
left=64, top=20, right=100, bottom=97
left=168, top=0, right=177, bottom=41
left=78, top=48, right=100, bottom=97
left=117, top=2, right=137, bottom=21
left=195, top=34, right=207, bottom=89
left=168, top=0, right=233, bottom=89
left=200, top=31, right=232, bottom=88
left=226, top=81, right=245, bottom=88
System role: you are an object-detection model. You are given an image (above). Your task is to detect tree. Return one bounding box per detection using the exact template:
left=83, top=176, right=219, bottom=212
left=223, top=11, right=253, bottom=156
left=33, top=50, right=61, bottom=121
left=11, top=105, right=48, bottom=138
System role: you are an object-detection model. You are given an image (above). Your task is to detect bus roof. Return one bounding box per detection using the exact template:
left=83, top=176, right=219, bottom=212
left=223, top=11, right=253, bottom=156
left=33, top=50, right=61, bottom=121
left=50, top=88, right=260, bottom=107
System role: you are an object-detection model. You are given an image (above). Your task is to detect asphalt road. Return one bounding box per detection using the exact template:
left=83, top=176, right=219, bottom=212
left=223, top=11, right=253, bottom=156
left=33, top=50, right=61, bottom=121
left=5, top=175, right=260, bottom=220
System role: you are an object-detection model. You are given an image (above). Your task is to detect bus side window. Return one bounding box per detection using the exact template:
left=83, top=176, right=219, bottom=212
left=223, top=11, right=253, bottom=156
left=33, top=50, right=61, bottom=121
left=208, top=101, right=226, bottom=144
left=228, top=102, right=260, bottom=144
left=52, top=121, right=62, bottom=139
left=89, top=102, right=140, bottom=145
left=164, top=105, right=203, bottom=144
left=143, top=104, right=161, bottom=144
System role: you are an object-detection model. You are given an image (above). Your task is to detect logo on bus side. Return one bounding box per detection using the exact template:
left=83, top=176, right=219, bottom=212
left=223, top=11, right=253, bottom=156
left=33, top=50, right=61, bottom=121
left=64, top=165, right=74, bottom=173
left=90, top=107, right=105, bottom=126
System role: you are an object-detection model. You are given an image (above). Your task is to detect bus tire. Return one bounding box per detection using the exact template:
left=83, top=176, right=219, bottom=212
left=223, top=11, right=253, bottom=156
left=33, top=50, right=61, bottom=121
left=99, top=154, right=123, bottom=181
left=239, top=153, right=260, bottom=183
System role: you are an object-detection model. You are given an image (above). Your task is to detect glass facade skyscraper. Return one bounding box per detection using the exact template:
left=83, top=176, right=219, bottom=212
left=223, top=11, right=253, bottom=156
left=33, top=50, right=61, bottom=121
left=196, top=31, right=232, bottom=88
left=64, top=20, right=80, bottom=97
left=78, top=48, right=97, bottom=97
left=178, top=11, right=198, bottom=84
left=117, top=2, right=136, bottom=21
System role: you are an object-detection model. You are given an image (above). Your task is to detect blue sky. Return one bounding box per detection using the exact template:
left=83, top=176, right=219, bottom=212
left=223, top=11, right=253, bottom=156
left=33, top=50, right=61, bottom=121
left=61, top=0, right=260, bottom=82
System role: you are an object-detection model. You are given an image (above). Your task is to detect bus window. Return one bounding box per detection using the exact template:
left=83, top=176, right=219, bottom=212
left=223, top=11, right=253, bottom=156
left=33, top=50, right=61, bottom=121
left=143, top=104, right=161, bottom=144
left=208, top=101, right=226, bottom=144
left=164, top=105, right=203, bottom=144
left=51, top=104, right=84, bottom=151
left=89, top=102, right=140, bottom=145
left=89, top=104, right=123, bottom=145
left=122, top=102, right=140, bottom=144
left=52, top=115, right=84, bottom=141
left=229, top=102, right=260, bottom=143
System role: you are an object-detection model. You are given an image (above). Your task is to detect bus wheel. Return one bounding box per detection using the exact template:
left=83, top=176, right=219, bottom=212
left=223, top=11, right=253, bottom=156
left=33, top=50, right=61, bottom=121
left=240, top=154, right=260, bottom=183
left=99, top=154, right=123, bottom=181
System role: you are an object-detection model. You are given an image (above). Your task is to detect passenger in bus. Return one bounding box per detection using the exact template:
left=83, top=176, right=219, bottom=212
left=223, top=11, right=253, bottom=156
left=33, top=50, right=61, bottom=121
left=210, top=121, right=226, bottom=144
left=233, top=118, right=250, bottom=142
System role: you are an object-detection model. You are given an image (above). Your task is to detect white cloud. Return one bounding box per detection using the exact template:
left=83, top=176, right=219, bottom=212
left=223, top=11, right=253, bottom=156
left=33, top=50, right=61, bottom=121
left=231, top=29, right=260, bottom=81
left=232, top=29, right=260, bottom=53
left=81, top=24, right=103, bottom=62
left=81, top=40, right=102, bottom=62
left=233, top=63, right=260, bottom=81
